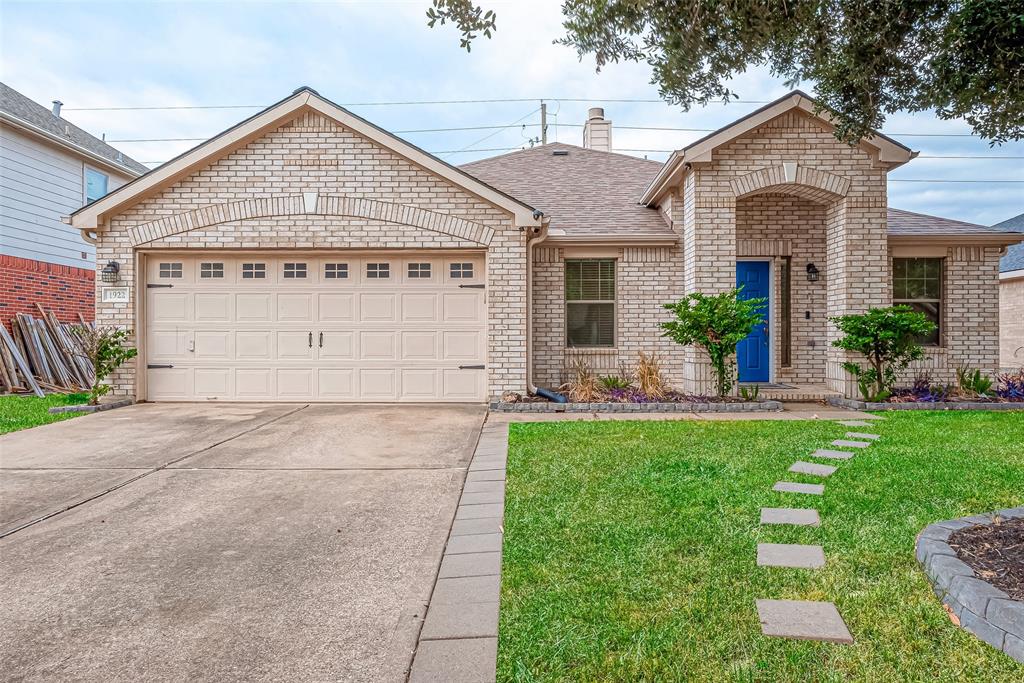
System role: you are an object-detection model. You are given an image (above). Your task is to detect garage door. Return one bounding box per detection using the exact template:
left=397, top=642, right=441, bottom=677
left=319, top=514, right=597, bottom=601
left=144, top=254, right=486, bottom=402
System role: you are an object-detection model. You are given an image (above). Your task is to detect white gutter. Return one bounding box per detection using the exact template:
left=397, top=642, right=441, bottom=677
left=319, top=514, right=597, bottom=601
left=0, top=111, right=143, bottom=178
left=525, top=218, right=551, bottom=394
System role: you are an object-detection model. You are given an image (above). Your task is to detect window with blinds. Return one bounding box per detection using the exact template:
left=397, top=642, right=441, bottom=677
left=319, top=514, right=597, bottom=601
left=565, top=258, right=616, bottom=347
left=893, top=257, right=943, bottom=346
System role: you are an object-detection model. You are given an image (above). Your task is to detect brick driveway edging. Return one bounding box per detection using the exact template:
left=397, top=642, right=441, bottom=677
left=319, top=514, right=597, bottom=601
left=490, top=400, right=782, bottom=413
left=409, top=420, right=508, bottom=683
left=828, top=397, right=1024, bottom=411
left=915, top=507, right=1024, bottom=663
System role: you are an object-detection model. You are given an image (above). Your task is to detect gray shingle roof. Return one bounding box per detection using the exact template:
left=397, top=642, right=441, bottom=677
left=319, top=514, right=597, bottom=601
left=885, top=207, right=1007, bottom=236
left=994, top=213, right=1024, bottom=273
left=461, top=142, right=671, bottom=236
left=0, top=82, right=148, bottom=175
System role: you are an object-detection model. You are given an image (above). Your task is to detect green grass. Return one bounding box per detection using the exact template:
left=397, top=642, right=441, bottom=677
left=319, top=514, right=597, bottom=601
left=0, top=393, right=89, bottom=435
left=500, top=412, right=1024, bottom=682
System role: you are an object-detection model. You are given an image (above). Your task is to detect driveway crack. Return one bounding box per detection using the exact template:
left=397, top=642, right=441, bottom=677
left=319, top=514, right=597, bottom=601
left=0, top=404, right=309, bottom=539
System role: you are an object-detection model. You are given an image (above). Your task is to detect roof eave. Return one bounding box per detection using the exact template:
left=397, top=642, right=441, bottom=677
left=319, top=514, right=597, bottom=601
left=888, top=233, right=1024, bottom=247
left=1, top=111, right=143, bottom=178
left=543, top=232, right=678, bottom=246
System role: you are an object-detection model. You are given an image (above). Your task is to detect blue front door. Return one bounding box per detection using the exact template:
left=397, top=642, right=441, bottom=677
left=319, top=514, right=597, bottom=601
left=736, top=261, right=770, bottom=383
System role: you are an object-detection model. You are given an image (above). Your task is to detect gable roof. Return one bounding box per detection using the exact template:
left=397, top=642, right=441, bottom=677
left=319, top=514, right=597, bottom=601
left=993, top=213, right=1024, bottom=273
left=640, top=90, right=917, bottom=205
left=0, top=81, right=148, bottom=176
left=461, top=142, right=670, bottom=239
left=70, top=87, right=542, bottom=230
left=886, top=208, right=1024, bottom=247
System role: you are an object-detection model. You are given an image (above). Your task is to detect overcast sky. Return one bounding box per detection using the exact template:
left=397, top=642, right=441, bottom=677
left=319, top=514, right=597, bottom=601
left=2, top=0, right=1021, bottom=226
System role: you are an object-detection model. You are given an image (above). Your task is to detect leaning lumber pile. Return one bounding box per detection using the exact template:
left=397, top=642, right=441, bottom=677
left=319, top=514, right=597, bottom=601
left=0, top=305, right=95, bottom=397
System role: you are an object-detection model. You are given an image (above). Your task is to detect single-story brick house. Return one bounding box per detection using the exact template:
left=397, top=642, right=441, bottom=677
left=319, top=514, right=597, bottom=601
left=995, top=213, right=1024, bottom=368
left=70, top=87, right=1023, bottom=402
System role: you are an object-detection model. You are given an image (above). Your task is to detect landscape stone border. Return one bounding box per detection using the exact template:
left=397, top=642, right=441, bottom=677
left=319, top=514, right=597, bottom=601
left=409, top=420, right=509, bottom=683
left=915, top=507, right=1024, bottom=663
left=828, top=397, right=1023, bottom=411
left=47, top=398, right=134, bottom=414
left=490, top=399, right=782, bottom=413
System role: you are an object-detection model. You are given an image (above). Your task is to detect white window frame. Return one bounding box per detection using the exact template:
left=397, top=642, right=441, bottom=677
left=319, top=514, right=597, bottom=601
left=564, top=258, right=617, bottom=348
left=84, top=166, right=109, bottom=204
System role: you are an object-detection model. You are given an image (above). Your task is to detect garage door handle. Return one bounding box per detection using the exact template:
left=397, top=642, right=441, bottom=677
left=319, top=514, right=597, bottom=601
left=319, top=332, right=323, bottom=348
left=308, top=332, right=313, bottom=348
left=458, top=364, right=485, bottom=370
left=147, top=364, right=173, bottom=369
left=147, top=284, right=173, bottom=289
left=459, top=284, right=485, bottom=289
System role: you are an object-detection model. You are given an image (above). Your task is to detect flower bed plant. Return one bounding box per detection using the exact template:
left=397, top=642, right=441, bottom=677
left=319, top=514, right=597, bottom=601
left=888, top=368, right=1024, bottom=404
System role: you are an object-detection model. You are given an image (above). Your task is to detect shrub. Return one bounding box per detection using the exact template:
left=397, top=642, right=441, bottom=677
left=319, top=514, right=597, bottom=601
left=634, top=351, right=668, bottom=400
left=661, top=288, right=766, bottom=397
left=73, top=326, right=138, bottom=406
left=599, top=374, right=630, bottom=390
left=996, top=369, right=1024, bottom=401
left=955, top=366, right=993, bottom=397
left=830, top=306, right=935, bottom=402
left=564, top=356, right=602, bottom=403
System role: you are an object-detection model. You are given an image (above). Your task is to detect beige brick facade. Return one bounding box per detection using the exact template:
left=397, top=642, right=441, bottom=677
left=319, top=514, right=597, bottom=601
left=93, top=108, right=527, bottom=398
left=1001, top=274, right=1024, bottom=368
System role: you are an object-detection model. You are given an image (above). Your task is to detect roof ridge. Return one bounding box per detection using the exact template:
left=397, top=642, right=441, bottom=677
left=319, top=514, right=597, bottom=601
left=461, top=141, right=663, bottom=169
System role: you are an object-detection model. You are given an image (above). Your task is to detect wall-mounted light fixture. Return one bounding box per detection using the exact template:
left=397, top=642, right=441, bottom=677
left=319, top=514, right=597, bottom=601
left=806, top=263, right=819, bottom=282
left=101, top=260, right=121, bottom=283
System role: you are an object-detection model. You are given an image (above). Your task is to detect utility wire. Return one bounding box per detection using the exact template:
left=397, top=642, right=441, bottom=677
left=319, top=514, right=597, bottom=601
left=440, top=107, right=540, bottom=157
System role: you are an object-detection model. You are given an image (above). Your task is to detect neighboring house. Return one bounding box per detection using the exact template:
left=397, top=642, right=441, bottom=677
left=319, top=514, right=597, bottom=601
left=994, top=213, right=1024, bottom=368
left=0, top=82, right=147, bottom=327
left=69, top=87, right=1022, bottom=402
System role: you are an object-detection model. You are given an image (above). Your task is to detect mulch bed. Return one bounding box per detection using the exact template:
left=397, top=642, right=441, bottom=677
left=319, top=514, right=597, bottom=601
left=948, top=517, right=1024, bottom=600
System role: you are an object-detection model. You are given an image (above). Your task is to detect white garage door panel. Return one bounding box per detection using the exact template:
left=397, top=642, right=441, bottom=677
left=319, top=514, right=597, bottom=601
left=146, top=254, right=485, bottom=402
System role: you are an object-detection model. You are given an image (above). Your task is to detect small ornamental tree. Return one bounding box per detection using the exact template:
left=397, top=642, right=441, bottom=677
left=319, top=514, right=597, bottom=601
left=661, top=288, right=766, bottom=397
left=830, top=305, right=936, bottom=402
left=75, top=326, right=138, bottom=405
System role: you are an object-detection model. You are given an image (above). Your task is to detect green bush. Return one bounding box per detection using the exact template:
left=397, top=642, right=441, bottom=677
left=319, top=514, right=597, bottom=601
left=661, top=288, right=766, bottom=397
left=831, top=306, right=936, bottom=401
left=75, top=326, right=138, bottom=405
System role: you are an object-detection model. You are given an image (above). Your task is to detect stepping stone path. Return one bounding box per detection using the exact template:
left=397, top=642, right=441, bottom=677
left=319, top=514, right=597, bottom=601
left=757, top=543, right=826, bottom=568
left=832, top=439, right=871, bottom=448
left=753, top=418, right=883, bottom=644
left=757, top=600, right=854, bottom=643
left=773, top=481, right=824, bottom=495
left=761, top=507, right=820, bottom=527
left=789, top=461, right=837, bottom=477
left=811, top=448, right=855, bottom=460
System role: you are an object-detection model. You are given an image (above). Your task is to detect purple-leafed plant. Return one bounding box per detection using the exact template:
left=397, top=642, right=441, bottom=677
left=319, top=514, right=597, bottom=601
left=996, top=369, right=1024, bottom=401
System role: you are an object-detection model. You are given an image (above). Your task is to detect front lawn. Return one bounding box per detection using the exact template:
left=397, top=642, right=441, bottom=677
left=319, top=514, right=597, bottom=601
left=500, top=412, right=1024, bottom=681
left=0, top=393, right=89, bottom=435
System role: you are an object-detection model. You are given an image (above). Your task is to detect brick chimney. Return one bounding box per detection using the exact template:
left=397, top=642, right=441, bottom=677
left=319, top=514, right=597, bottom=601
left=583, top=107, right=612, bottom=152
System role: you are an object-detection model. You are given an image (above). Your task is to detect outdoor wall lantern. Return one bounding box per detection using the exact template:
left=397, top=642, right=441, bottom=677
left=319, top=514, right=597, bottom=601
left=101, top=260, right=121, bottom=283
left=806, top=263, right=820, bottom=282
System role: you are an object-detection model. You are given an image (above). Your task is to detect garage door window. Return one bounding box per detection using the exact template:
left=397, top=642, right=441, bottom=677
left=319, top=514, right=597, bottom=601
left=367, top=263, right=390, bottom=279
left=283, top=262, right=307, bottom=279
left=242, top=263, right=266, bottom=279
left=450, top=262, right=474, bottom=279
left=158, top=262, right=182, bottom=278
left=324, top=263, right=348, bottom=279
left=408, top=263, right=431, bottom=279
left=200, top=262, right=224, bottom=279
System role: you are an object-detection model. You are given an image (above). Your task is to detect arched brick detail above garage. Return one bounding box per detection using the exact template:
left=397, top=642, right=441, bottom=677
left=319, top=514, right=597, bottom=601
left=128, top=193, right=496, bottom=247
left=730, top=164, right=850, bottom=204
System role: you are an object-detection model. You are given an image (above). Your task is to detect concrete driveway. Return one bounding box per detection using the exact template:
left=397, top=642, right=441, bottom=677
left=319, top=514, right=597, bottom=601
left=0, top=402, right=486, bottom=682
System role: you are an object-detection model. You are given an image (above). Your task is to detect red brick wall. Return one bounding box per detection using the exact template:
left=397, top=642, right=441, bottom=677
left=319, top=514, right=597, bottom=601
left=0, top=255, right=95, bottom=331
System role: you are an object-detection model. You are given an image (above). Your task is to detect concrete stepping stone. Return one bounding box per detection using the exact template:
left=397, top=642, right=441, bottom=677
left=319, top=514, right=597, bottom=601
left=836, top=420, right=871, bottom=427
left=789, top=461, right=837, bottom=477
left=832, top=439, right=870, bottom=448
left=811, top=448, right=854, bottom=460
left=756, top=599, right=854, bottom=643
left=757, top=543, right=826, bottom=568
left=845, top=432, right=880, bottom=440
left=774, top=481, right=824, bottom=495
left=761, top=507, right=820, bottom=526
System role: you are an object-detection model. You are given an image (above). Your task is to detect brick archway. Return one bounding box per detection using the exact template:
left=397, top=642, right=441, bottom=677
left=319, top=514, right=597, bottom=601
left=730, top=164, right=850, bottom=203
left=128, top=193, right=496, bottom=246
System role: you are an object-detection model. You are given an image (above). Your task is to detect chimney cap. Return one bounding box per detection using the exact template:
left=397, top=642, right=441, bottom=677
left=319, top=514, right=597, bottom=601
left=587, top=107, right=605, bottom=121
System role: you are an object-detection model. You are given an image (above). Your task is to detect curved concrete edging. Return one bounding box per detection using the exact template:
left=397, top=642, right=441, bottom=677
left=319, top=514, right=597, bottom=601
left=916, top=507, right=1024, bottom=663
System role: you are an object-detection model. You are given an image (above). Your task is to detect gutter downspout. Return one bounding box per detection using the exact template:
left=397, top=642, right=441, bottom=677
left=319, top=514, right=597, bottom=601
left=525, top=216, right=550, bottom=394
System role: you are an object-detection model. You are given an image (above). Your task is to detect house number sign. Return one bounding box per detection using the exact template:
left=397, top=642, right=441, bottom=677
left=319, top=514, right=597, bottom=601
left=101, top=287, right=130, bottom=303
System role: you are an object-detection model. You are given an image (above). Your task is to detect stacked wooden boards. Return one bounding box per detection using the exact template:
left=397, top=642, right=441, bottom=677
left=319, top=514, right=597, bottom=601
left=0, top=306, right=95, bottom=397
